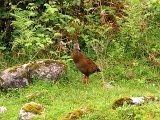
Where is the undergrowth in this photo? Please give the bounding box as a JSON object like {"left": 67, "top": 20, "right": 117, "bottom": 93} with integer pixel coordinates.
{"left": 0, "top": 58, "right": 160, "bottom": 120}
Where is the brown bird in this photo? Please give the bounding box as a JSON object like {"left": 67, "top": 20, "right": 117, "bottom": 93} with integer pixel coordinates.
{"left": 72, "top": 43, "right": 101, "bottom": 84}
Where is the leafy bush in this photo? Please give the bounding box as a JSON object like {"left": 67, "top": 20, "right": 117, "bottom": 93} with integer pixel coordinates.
{"left": 107, "top": 0, "right": 160, "bottom": 59}
{"left": 0, "top": 0, "right": 159, "bottom": 61}
{"left": 10, "top": 2, "right": 77, "bottom": 60}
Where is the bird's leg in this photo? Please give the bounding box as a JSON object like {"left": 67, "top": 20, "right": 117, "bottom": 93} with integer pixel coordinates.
{"left": 83, "top": 75, "right": 89, "bottom": 84}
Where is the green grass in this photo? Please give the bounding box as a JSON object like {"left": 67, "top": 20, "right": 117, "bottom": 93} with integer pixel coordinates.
{"left": 0, "top": 59, "right": 160, "bottom": 120}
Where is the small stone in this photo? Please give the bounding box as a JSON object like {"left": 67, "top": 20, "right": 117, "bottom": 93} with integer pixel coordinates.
{"left": 19, "top": 109, "right": 36, "bottom": 120}
{"left": 102, "top": 82, "right": 114, "bottom": 89}
{"left": 130, "top": 97, "right": 145, "bottom": 105}
{"left": 0, "top": 106, "right": 7, "bottom": 113}
{"left": 26, "top": 91, "right": 41, "bottom": 100}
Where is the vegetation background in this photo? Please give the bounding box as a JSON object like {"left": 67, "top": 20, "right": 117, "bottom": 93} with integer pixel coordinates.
{"left": 0, "top": 0, "right": 160, "bottom": 119}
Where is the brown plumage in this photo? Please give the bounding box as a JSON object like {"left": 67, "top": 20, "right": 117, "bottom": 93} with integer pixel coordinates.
{"left": 72, "top": 43, "right": 101, "bottom": 84}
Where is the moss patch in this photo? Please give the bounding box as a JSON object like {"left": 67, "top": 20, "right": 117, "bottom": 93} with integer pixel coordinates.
{"left": 112, "top": 97, "right": 132, "bottom": 109}
{"left": 61, "top": 108, "right": 93, "bottom": 120}
{"left": 22, "top": 102, "right": 44, "bottom": 115}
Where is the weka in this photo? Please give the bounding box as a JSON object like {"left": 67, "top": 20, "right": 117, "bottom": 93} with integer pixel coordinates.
{"left": 72, "top": 43, "right": 101, "bottom": 84}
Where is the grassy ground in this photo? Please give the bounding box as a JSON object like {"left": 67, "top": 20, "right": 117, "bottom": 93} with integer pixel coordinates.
{"left": 0, "top": 59, "right": 160, "bottom": 120}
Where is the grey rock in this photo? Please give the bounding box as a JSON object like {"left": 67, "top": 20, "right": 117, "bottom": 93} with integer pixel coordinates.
{"left": 0, "top": 64, "right": 32, "bottom": 89}
{"left": 0, "top": 106, "right": 7, "bottom": 113}
{"left": 29, "top": 60, "right": 66, "bottom": 81}
{"left": 19, "top": 109, "right": 36, "bottom": 120}
{"left": 0, "top": 59, "right": 67, "bottom": 89}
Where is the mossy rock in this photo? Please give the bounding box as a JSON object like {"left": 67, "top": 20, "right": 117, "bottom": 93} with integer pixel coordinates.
{"left": 0, "top": 59, "right": 67, "bottom": 89}
{"left": 0, "top": 64, "right": 32, "bottom": 89}
{"left": 28, "top": 59, "right": 67, "bottom": 81}
{"left": 19, "top": 102, "right": 45, "bottom": 120}
{"left": 112, "top": 97, "right": 132, "bottom": 109}
{"left": 112, "top": 96, "right": 159, "bottom": 109}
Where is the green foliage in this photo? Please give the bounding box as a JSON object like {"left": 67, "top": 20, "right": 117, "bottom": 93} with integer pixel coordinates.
{"left": 10, "top": 4, "right": 52, "bottom": 58}
{"left": 0, "top": 0, "right": 159, "bottom": 61}
{"left": 145, "top": 0, "right": 160, "bottom": 53}
{"left": 9, "top": 2, "right": 78, "bottom": 60}
{"left": 107, "top": 0, "right": 160, "bottom": 59}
